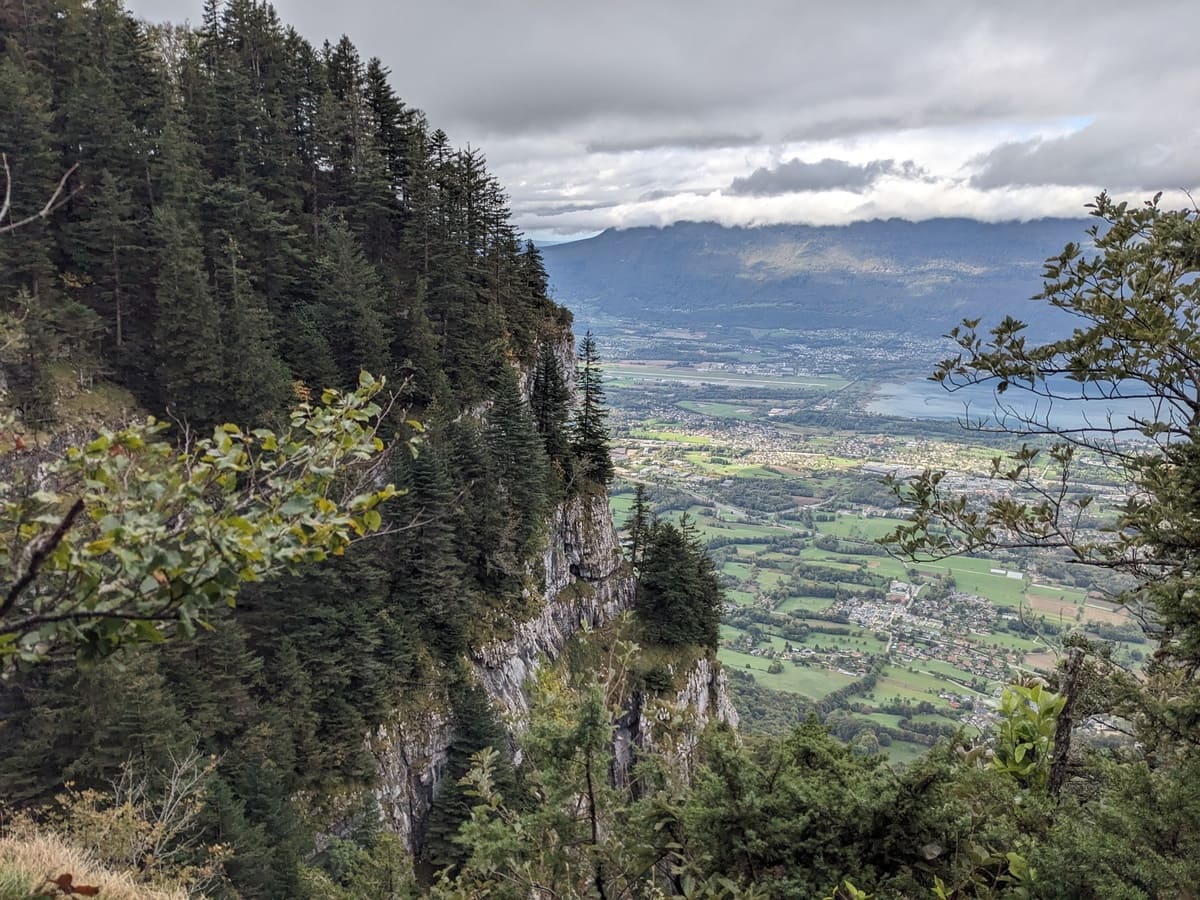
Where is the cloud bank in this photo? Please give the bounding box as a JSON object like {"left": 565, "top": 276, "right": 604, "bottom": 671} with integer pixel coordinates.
{"left": 126, "top": 0, "right": 1200, "bottom": 238}
{"left": 728, "top": 158, "right": 928, "bottom": 196}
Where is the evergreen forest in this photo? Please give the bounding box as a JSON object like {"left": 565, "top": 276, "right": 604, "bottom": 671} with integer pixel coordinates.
{"left": 0, "top": 2, "right": 1199, "bottom": 899}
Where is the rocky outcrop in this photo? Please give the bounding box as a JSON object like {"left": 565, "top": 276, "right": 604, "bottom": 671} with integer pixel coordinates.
{"left": 367, "top": 327, "right": 737, "bottom": 852}
{"left": 471, "top": 491, "right": 631, "bottom": 724}
{"left": 612, "top": 653, "right": 739, "bottom": 786}
{"left": 370, "top": 693, "right": 453, "bottom": 852}
{"left": 371, "top": 489, "right": 634, "bottom": 851}
{"left": 680, "top": 655, "right": 740, "bottom": 734}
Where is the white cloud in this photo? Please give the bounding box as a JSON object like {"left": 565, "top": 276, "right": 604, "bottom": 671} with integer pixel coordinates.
{"left": 126, "top": 0, "right": 1200, "bottom": 232}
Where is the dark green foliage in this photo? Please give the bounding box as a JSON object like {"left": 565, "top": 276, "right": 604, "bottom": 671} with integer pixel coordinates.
{"left": 682, "top": 722, "right": 892, "bottom": 896}
{"left": 0, "top": 0, "right": 563, "bottom": 425}
{"left": 622, "top": 481, "right": 650, "bottom": 568}
{"left": 486, "top": 364, "right": 552, "bottom": 561}
{"left": 635, "top": 514, "right": 723, "bottom": 648}
{"left": 530, "top": 340, "right": 572, "bottom": 474}
{"left": 0, "top": 3, "right": 577, "bottom": 895}
{"left": 422, "top": 683, "right": 515, "bottom": 873}
{"left": 0, "top": 650, "right": 192, "bottom": 806}
{"left": 571, "top": 331, "right": 614, "bottom": 485}
{"left": 387, "top": 441, "right": 470, "bottom": 660}
{"left": 152, "top": 206, "right": 225, "bottom": 425}
{"left": 312, "top": 214, "right": 391, "bottom": 386}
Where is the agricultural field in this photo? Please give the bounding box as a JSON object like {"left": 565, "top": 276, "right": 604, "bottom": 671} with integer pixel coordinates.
{"left": 604, "top": 345, "right": 1141, "bottom": 759}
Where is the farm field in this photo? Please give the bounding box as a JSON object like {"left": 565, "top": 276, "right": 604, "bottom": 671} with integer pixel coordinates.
{"left": 604, "top": 350, "right": 1138, "bottom": 760}
{"left": 606, "top": 363, "right": 849, "bottom": 392}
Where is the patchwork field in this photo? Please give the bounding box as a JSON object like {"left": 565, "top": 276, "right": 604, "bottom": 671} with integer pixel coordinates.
{"left": 605, "top": 357, "right": 1138, "bottom": 759}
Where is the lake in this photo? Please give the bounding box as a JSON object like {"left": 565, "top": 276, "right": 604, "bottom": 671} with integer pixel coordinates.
{"left": 866, "top": 377, "right": 1155, "bottom": 434}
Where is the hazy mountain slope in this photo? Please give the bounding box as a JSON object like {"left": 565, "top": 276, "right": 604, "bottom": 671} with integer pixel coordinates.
{"left": 542, "top": 218, "right": 1088, "bottom": 335}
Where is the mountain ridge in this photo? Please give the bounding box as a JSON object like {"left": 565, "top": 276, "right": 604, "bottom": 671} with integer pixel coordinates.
{"left": 542, "top": 217, "right": 1091, "bottom": 335}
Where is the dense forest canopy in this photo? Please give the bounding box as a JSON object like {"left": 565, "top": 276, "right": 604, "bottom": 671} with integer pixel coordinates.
{"left": 2, "top": 1, "right": 1200, "bottom": 898}
{"left": 0, "top": 0, "right": 612, "bottom": 894}
{"left": 0, "top": 0, "right": 568, "bottom": 424}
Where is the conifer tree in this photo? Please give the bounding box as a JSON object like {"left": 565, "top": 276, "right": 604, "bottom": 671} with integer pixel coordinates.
{"left": 0, "top": 51, "right": 62, "bottom": 422}
{"left": 635, "top": 514, "right": 723, "bottom": 647}
{"left": 443, "top": 415, "right": 515, "bottom": 605}
{"left": 623, "top": 482, "right": 651, "bottom": 569}
{"left": 213, "top": 235, "right": 292, "bottom": 422}
{"left": 486, "top": 364, "right": 552, "bottom": 562}
{"left": 64, "top": 169, "right": 142, "bottom": 355}
{"left": 422, "top": 682, "right": 515, "bottom": 874}
{"left": 571, "top": 331, "right": 614, "bottom": 485}
{"left": 388, "top": 442, "right": 470, "bottom": 659}
{"left": 152, "top": 206, "right": 224, "bottom": 425}
{"left": 531, "top": 340, "right": 572, "bottom": 470}
{"left": 313, "top": 214, "right": 391, "bottom": 385}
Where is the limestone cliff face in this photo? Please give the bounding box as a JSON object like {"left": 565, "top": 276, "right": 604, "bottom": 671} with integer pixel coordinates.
{"left": 371, "top": 489, "right": 635, "bottom": 851}
{"left": 613, "top": 654, "right": 740, "bottom": 786}
{"left": 369, "top": 693, "right": 453, "bottom": 852}
{"left": 369, "top": 333, "right": 737, "bottom": 853}
{"left": 471, "top": 491, "right": 630, "bottom": 724}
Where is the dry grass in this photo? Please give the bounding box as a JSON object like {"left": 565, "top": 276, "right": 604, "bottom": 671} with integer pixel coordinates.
{"left": 0, "top": 832, "right": 187, "bottom": 900}
{"left": 1024, "top": 650, "right": 1059, "bottom": 672}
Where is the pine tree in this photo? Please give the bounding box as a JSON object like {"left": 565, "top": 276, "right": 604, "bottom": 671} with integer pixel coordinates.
{"left": 0, "top": 50, "right": 62, "bottom": 423}
{"left": 443, "top": 415, "right": 515, "bottom": 603}
{"left": 571, "top": 331, "right": 614, "bottom": 485}
{"left": 145, "top": 112, "right": 212, "bottom": 404}
{"left": 213, "top": 235, "right": 292, "bottom": 423}
{"left": 635, "top": 514, "right": 724, "bottom": 647}
{"left": 486, "top": 364, "right": 552, "bottom": 563}
{"left": 388, "top": 443, "right": 470, "bottom": 659}
{"left": 422, "top": 682, "right": 515, "bottom": 873}
{"left": 64, "top": 169, "right": 143, "bottom": 355}
{"left": 531, "top": 340, "right": 572, "bottom": 471}
{"left": 313, "top": 214, "right": 390, "bottom": 385}
{"left": 0, "top": 651, "right": 193, "bottom": 806}
{"left": 152, "top": 206, "right": 224, "bottom": 425}
{"left": 623, "top": 482, "right": 651, "bottom": 569}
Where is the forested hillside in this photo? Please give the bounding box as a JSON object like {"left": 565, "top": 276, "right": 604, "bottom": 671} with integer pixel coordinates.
{"left": 3, "top": 3, "right": 1200, "bottom": 899}
{"left": 0, "top": 0, "right": 609, "bottom": 893}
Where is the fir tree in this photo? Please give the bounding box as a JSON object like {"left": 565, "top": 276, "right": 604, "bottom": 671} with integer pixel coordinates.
{"left": 623, "top": 482, "right": 651, "bottom": 570}
{"left": 422, "top": 682, "right": 515, "bottom": 873}
{"left": 530, "top": 340, "right": 572, "bottom": 472}
{"left": 212, "top": 235, "right": 291, "bottom": 423}
{"left": 313, "top": 214, "right": 390, "bottom": 385}
{"left": 152, "top": 206, "right": 224, "bottom": 425}
{"left": 486, "top": 364, "right": 552, "bottom": 563}
{"left": 388, "top": 442, "right": 470, "bottom": 660}
{"left": 571, "top": 330, "right": 614, "bottom": 485}
{"left": 635, "top": 514, "right": 723, "bottom": 647}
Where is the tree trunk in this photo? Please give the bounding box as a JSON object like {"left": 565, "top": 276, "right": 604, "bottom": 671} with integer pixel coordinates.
{"left": 1049, "top": 647, "right": 1084, "bottom": 796}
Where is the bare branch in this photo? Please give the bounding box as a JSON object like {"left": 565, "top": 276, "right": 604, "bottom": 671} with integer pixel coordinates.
{"left": 0, "top": 158, "right": 83, "bottom": 235}
{"left": 0, "top": 153, "right": 10, "bottom": 227}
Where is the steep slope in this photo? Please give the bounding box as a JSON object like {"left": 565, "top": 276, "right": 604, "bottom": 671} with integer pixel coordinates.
{"left": 372, "top": 487, "right": 631, "bottom": 849}
{"left": 371, "top": 427, "right": 737, "bottom": 853}
{"left": 0, "top": 5, "right": 739, "bottom": 891}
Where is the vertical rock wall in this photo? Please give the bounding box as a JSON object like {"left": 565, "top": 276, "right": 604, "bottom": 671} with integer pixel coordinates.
{"left": 368, "top": 331, "right": 736, "bottom": 852}
{"left": 370, "top": 489, "right": 635, "bottom": 850}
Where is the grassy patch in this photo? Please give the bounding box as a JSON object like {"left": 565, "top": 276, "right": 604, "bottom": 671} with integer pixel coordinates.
{"left": 719, "top": 649, "right": 858, "bottom": 698}
{"left": 775, "top": 595, "right": 835, "bottom": 614}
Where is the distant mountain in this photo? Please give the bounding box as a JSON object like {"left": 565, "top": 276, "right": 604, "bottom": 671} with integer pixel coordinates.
{"left": 542, "top": 218, "right": 1089, "bottom": 336}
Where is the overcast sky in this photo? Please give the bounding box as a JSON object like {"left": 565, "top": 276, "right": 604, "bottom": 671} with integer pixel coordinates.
{"left": 127, "top": 0, "right": 1200, "bottom": 240}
